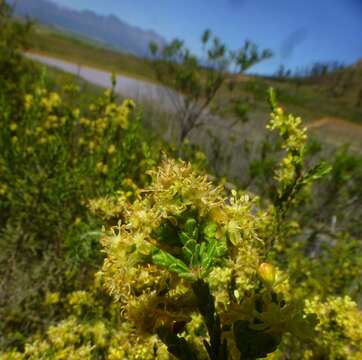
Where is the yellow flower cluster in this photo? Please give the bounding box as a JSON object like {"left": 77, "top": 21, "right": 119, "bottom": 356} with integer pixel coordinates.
{"left": 96, "top": 161, "right": 108, "bottom": 174}
{"left": 267, "top": 106, "right": 307, "bottom": 194}
{"left": 98, "top": 158, "right": 302, "bottom": 359}
{"left": 88, "top": 193, "right": 128, "bottom": 221}
{"left": 45, "top": 292, "right": 60, "bottom": 305}
{"left": 40, "top": 92, "right": 61, "bottom": 112}
{"left": 104, "top": 99, "right": 134, "bottom": 129}
{"left": 0, "top": 285, "right": 170, "bottom": 360}
{"left": 0, "top": 183, "right": 8, "bottom": 196}
{"left": 88, "top": 179, "right": 141, "bottom": 223}
{"left": 24, "top": 94, "right": 33, "bottom": 110}
{"left": 302, "top": 296, "right": 362, "bottom": 359}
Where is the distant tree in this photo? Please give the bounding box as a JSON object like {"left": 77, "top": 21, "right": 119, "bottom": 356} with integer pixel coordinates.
{"left": 149, "top": 30, "right": 272, "bottom": 145}
{"left": 274, "top": 64, "right": 292, "bottom": 80}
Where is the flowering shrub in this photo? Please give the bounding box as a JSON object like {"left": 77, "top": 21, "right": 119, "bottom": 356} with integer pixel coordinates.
{"left": 0, "top": 77, "right": 162, "bottom": 349}
{"left": 0, "top": 281, "right": 170, "bottom": 360}
{"left": 93, "top": 95, "right": 361, "bottom": 359}
{"left": 98, "top": 157, "right": 316, "bottom": 359}
{"left": 1, "top": 5, "right": 361, "bottom": 357}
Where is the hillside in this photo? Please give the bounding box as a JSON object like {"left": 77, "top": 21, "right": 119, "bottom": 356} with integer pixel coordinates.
{"left": 26, "top": 23, "right": 362, "bottom": 126}
{"left": 24, "top": 20, "right": 362, "bottom": 153}
{"left": 10, "top": 0, "right": 166, "bottom": 57}
{"left": 26, "top": 24, "right": 157, "bottom": 82}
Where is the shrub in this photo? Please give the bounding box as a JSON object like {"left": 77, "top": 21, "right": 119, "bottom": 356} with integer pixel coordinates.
{"left": 96, "top": 92, "right": 361, "bottom": 359}
{"left": 0, "top": 78, "right": 162, "bottom": 348}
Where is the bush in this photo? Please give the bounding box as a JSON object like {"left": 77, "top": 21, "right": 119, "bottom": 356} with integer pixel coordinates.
{"left": 0, "top": 74, "right": 163, "bottom": 349}
{"left": 96, "top": 93, "right": 361, "bottom": 359}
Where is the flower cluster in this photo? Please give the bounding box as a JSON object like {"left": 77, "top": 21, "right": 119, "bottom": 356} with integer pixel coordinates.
{"left": 99, "top": 158, "right": 315, "bottom": 359}
{"left": 1, "top": 283, "right": 170, "bottom": 360}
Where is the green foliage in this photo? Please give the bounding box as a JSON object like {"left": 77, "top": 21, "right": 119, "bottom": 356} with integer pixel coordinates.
{"left": 152, "top": 219, "right": 227, "bottom": 282}
{"left": 0, "top": 2, "right": 38, "bottom": 120}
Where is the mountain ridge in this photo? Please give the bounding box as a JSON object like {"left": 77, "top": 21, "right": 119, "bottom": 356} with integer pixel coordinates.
{"left": 10, "top": 0, "right": 167, "bottom": 57}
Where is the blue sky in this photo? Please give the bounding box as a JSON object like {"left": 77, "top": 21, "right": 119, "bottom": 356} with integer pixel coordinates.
{"left": 53, "top": 0, "right": 362, "bottom": 74}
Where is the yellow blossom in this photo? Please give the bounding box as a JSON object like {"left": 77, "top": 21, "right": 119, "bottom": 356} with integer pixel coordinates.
{"left": 108, "top": 144, "right": 116, "bottom": 155}
{"left": 9, "top": 123, "right": 17, "bottom": 131}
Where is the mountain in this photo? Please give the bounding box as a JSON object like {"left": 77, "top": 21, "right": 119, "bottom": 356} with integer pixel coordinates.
{"left": 10, "top": 0, "right": 167, "bottom": 57}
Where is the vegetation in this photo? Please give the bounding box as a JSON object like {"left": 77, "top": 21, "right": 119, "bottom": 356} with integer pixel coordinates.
{"left": 27, "top": 23, "right": 157, "bottom": 83}
{"left": 25, "top": 23, "right": 362, "bottom": 127}
{"left": 1, "top": 3, "right": 362, "bottom": 359}
{"left": 149, "top": 31, "right": 272, "bottom": 144}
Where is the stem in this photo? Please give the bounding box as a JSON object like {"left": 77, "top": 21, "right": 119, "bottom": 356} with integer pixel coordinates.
{"left": 191, "top": 279, "right": 228, "bottom": 360}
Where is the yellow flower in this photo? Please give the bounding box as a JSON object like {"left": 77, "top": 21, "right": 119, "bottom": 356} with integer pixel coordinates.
{"left": 124, "top": 99, "right": 135, "bottom": 110}
{"left": 9, "top": 123, "right": 18, "bottom": 131}
{"left": 0, "top": 184, "right": 8, "bottom": 196}
{"left": 24, "top": 94, "right": 33, "bottom": 110}
{"left": 72, "top": 108, "right": 80, "bottom": 118}
{"left": 96, "top": 162, "right": 108, "bottom": 174}
{"left": 108, "top": 144, "right": 116, "bottom": 155}
{"left": 45, "top": 292, "right": 60, "bottom": 305}
{"left": 88, "top": 141, "right": 96, "bottom": 151}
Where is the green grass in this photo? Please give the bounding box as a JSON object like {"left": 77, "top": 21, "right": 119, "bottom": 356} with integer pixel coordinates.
{"left": 227, "top": 75, "right": 362, "bottom": 124}
{"left": 27, "top": 23, "right": 157, "bottom": 83}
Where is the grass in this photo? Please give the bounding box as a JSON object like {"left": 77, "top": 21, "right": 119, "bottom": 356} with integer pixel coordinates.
{"left": 224, "top": 74, "right": 362, "bottom": 124}
{"left": 26, "top": 23, "right": 157, "bottom": 83}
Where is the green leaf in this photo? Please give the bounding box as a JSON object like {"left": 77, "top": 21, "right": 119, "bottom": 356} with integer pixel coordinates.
{"left": 184, "top": 218, "right": 198, "bottom": 237}
{"left": 200, "top": 240, "right": 217, "bottom": 274}
{"left": 153, "top": 222, "right": 181, "bottom": 247}
{"left": 203, "top": 221, "right": 217, "bottom": 242}
{"left": 149, "top": 42, "right": 159, "bottom": 56}
{"left": 152, "top": 248, "right": 195, "bottom": 281}
{"left": 267, "top": 87, "right": 277, "bottom": 111}
{"left": 302, "top": 162, "right": 332, "bottom": 184}
{"left": 179, "top": 218, "right": 198, "bottom": 245}
{"left": 289, "top": 313, "right": 318, "bottom": 341}
{"left": 182, "top": 239, "right": 198, "bottom": 263}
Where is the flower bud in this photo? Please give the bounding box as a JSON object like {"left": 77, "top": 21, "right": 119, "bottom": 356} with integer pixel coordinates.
{"left": 276, "top": 107, "right": 284, "bottom": 116}
{"left": 258, "top": 262, "right": 276, "bottom": 287}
